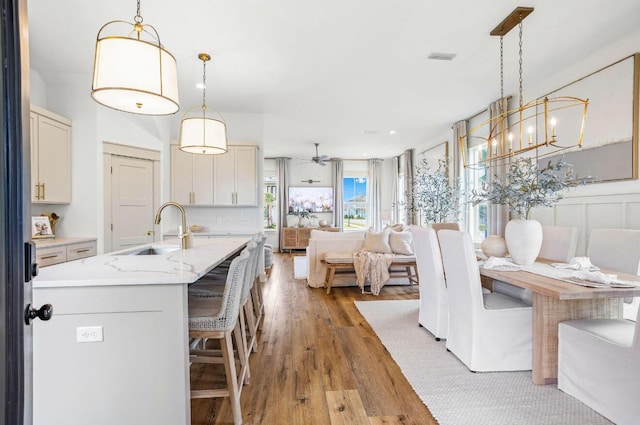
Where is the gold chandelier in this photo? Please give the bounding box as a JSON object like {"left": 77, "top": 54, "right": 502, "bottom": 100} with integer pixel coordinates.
{"left": 91, "top": 0, "right": 179, "bottom": 115}
{"left": 460, "top": 7, "right": 588, "bottom": 169}
{"left": 178, "top": 53, "right": 228, "bottom": 155}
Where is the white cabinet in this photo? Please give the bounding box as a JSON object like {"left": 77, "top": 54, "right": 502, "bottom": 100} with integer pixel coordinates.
{"left": 170, "top": 144, "right": 214, "bottom": 205}
{"left": 30, "top": 105, "right": 72, "bottom": 204}
{"left": 214, "top": 145, "right": 258, "bottom": 206}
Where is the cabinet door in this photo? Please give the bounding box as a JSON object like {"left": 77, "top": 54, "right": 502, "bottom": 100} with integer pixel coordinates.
{"left": 213, "top": 148, "right": 236, "bottom": 206}
{"left": 30, "top": 112, "right": 39, "bottom": 202}
{"left": 36, "top": 115, "right": 71, "bottom": 203}
{"left": 170, "top": 145, "right": 193, "bottom": 205}
{"left": 192, "top": 154, "right": 214, "bottom": 205}
{"left": 234, "top": 146, "right": 257, "bottom": 206}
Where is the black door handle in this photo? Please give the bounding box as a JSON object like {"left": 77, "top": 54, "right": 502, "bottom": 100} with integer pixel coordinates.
{"left": 24, "top": 303, "right": 53, "bottom": 325}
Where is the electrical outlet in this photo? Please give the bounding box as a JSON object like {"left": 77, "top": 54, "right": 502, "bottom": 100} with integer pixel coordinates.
{"left": 76, "top": 326, "right": 103, "bottom": 343}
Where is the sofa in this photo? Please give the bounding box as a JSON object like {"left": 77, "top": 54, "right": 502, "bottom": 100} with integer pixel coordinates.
{"left": 306, "top": 227, "right": 417, "bottom": 290}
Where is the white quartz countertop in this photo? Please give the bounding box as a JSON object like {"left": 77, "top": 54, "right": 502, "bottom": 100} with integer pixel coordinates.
{"left": 33, "top": 237, "right": 251, "bottom": 289}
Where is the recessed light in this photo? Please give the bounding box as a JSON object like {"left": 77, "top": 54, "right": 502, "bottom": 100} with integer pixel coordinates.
{"left": 389, "top": 130, "right": 397, "bottom": 135}
{"left": 196, "top": 82, "right": 206, "bottom": 89}
{"left": 428, "top": 52, "right": 456, "bottom": 61}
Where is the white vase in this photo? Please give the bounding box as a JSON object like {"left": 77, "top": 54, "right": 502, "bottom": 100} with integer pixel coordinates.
{"left": 287, "top": 215, "right": 300, "bottom": 228}
{"left": 481, "top": 235, "right": 508, "bottom": 258}
{"left": 505, "top": 219, "right": 543, "bottom": 265}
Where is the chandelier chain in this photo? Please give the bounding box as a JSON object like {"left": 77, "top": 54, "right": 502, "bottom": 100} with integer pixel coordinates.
{"left": 499, "top": 35, "right": 504, "bottom": 103}
{"left": 202, "top": 59, "right": 207, "bottom": 108}
{"left": 518, "top": 15, "right": 523, "bottom": 108}
{"left": 134, "top": 0, "right": 143, "bottom": 23}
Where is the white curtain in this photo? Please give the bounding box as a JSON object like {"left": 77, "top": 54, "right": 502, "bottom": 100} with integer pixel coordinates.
{"left": 402, "top": 149, "right": 414, "bottom": 225}
{"left": 391, "top": 156, "right": 399, "bottom": 224}
{"left": 367, "top": 158, "right": 382, "bottom": 230}
{"left": 276, "top": 157, "right": 290, "bottom": 252}
{"left": 487, "top": 98, "right": 510, "bottom": 237}
{"left": 452, "top": 120, "right": 468, "bottom": 231}
{"left": 332, "top": 159, "right": 344, "bottom": 230}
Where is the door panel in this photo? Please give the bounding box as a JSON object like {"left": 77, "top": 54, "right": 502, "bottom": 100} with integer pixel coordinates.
{"left": 111, "top": 156, "right": 154, "bottom": 250}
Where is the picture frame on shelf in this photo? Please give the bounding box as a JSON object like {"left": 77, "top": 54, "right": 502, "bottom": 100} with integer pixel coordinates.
{"left": 32, "top": 216, "right": 55, "bottom": 239}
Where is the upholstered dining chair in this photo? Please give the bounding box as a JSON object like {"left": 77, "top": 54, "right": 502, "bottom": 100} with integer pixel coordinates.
{"left": 439, "top": 230, "right": 532, "bottom": 372}
{"left": 431, "top": 222, "right": 460, "bottom": 234}
{"left": 587, "top": 228, "right": 640, "bottom": 320}
{"left": 493, "top": 225, "right": 578, "bottom": 305}
{"left": 411, "top": 226, "right": 448, "bottom": 340}
{"left": 558, "top": 305, "right": 640, "bottom": 425}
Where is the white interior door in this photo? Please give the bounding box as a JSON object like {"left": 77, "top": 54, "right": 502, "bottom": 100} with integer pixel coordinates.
{"left": 111, "top": 156, "right": 154, "bottom": 251}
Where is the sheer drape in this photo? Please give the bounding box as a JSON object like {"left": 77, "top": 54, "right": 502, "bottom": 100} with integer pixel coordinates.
{"left": 402, "top": 149, "right": 414, "bottom": 225}
{"left": 452, "top": 120, "right": 467, "bottom": 231}
{"left": 391, "top": 156, "right": 399, "bottom": 224}
{"left": 487, "top": 98, "right": 510, "bottom": 236}
{"left": 332, "top": 159, "right": 344, "bottom": 230}
{"left": 367, "top": 158, "right": 382, "bottom": 230}
{"left": 276, "top": 157, "right": 290, "bottom": 252}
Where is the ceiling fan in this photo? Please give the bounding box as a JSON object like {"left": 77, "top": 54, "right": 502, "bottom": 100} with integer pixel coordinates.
{"left": 310, "top": 143, "right": 328, "bottom": 166}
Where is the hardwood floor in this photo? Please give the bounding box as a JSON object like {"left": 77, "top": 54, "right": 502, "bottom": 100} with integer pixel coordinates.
{"left": 190, "top": 253, "right": 438, "bottom": 425}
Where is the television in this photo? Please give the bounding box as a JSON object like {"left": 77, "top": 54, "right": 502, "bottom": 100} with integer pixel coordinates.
{"left": 288, "top": 186, "right": 334, "bottom": 213}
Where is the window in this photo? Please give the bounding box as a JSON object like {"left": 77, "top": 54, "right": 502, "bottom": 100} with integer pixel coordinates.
{"left": 466, "top": 145, "right": 488, "bottom": 243}
{"left": 343, "top": 176, "right": 367, "bottom": 230}
{"left": 264, "top": 177, "right": 277, "bottom": 230}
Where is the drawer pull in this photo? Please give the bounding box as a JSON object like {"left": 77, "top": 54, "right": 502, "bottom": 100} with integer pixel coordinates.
{"left": 41, "top": 254, "right": 59, "bottom": 260}
{"left": 75, "top": 248, "right": 91, "bottom": 253}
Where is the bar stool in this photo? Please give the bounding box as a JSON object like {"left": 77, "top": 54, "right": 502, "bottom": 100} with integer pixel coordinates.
{"left": 188, "top": 249, "right": 250, "bottom": 425}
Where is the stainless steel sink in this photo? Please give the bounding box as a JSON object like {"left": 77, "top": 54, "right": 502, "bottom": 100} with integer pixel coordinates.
{"left": 119, "top": 245, "right": 181, "bottom": 255}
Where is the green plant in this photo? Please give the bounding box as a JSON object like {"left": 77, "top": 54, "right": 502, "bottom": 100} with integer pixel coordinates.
{"left": 471, "top": 157, "right": 595, "bottom": 219}
{"left": 408, "top": 158, "right": 463, "bottom": 224}
{"left": 264, "top": 192, "right": 276, "bottom": 204}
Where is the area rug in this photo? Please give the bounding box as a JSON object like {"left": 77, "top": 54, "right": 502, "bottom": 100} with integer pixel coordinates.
{"left": 354, "top": 299, "right": 611, "bottom": 425}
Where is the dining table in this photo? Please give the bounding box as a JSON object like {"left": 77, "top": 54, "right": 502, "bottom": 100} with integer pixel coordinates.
{"left": 480, "top": 258, "right": 640, "bottom": 385}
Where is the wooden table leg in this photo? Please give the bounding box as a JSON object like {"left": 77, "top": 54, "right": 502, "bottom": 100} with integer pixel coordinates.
{"left": 531, "top": 293, "right": 622, "bottom": 385}
{"left": 325, "top": 266, "right": 337, "bottom": 294}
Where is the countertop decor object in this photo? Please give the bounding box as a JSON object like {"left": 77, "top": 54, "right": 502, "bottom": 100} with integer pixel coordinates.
{"left": 471, "top": 157, "right": 594, "bottom": 265}
{"left": 480, "top": 235, "right": 508, "bottom": 258}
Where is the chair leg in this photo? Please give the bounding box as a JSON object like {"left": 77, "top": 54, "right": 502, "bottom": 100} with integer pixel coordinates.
{"left": 236, "top": 310, "right": 251, "bottom": 385}
{"left": 222, "top": 331, "right": 243, "bottom": 425}
{"left": 244, "top": 298, "right": 259, "bottom": 353}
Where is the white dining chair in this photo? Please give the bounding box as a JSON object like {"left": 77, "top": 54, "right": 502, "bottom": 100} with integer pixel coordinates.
{"left": 493, "top": 225, "right": 578, "bottom": 305}
{"left": 558, "top": 305, "right": 640, "bottom": 425}
{"left": 439, "top": 230, "right": 532, "bottom": 372}
{"left": 587, "top": 228, "right": 640, "bottom": 320}
{"left": 411, "top": 226, "right": 448, "bottom": 340}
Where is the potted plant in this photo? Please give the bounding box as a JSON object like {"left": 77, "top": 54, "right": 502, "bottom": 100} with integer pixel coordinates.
{"left": 471, "top": 157, "right": 593, "bottom": 265}
{"left": 409, "top": 158, "right": 463, "bottom": 225}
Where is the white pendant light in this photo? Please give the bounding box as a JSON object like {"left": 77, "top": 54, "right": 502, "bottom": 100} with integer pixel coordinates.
{"left": 178, "top": 53, "right": 228, "bottom": 155}
{"left": 91, "top": 0, "right": 179, "bottom": 115}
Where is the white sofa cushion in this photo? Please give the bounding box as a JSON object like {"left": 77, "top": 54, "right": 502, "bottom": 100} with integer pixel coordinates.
{"left": 363, "top": 227, "right": 392, "bottom": 253}
{"left": 389, "top": 230, "right": 413, "bottom": 255}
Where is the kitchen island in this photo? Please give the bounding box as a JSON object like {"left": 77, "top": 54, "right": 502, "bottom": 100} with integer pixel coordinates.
{"left": 32, "top": 236, "right": 251, "bottom": 425}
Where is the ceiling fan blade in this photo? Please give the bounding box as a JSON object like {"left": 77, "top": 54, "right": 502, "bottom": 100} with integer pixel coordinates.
{"left": 318, "top": 161, "right": 327, "bottom": 167}
{"left": 319, "top": 154, "right": 328, "bottom": 160}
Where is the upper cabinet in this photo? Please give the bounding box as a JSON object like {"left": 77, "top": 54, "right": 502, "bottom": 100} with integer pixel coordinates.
{"left": 170, "top": 144, "right": 257, "bottom": 207}
{"left": 170, "top": 145, "right": 214, "bottom": 206}
{"left": 30, "top": 105, "right": 72, "bottom": 204}
{"left": 214, "top": 145, "right": 258, "bottom": 206}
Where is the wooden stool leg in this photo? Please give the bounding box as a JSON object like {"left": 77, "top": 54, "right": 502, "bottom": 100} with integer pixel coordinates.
{"left": 222, "top": 331, "right": 243, "bottom": 425}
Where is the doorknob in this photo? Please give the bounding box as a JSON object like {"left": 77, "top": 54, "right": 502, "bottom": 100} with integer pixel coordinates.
{"left": 147, "top": 230, "right": 154, "bottom": 236}
{"left": 24, "top": 303, "right": 53, "bottom": 325}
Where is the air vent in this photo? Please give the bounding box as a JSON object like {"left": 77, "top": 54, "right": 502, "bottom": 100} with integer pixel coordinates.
{"left": 428, "top": 52, "right": 457, "bottom": 61}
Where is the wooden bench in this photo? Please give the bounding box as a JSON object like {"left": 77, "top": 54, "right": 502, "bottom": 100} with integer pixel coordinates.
{"left": 322, "top": 254, "right": 419, "bottom": 294}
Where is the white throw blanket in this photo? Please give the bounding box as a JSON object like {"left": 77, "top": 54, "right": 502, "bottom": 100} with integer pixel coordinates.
{"left": 353, "top": 250, "right": 395, "bottom": 295}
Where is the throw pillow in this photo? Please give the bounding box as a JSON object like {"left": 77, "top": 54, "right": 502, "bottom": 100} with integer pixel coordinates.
{"left": 389, "top": 230, "right": 414, "bottom": 255}
{"left": 385, "top": 223, "right": 405, "bottom": 232}
{"left": 363, "top": 227, "right": 392, "bottom": 253}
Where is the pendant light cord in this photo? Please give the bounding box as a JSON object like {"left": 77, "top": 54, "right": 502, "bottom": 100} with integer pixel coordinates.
{"left": 518, "top": 14, "right": 523, "bottom": 109}
{"left": 202, "top": 58, "right": 207, "bottom": 109}
{"left": 134, "top": 0, "right": 143, "bottom": 23}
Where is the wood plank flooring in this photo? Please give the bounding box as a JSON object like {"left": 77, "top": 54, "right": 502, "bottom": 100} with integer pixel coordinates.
{"left": 190, "top": 253, "right": 437, "bottom": 425}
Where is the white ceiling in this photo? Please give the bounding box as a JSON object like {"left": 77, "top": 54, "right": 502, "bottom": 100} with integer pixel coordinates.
{"left": 27, "top": 0, "right": 640, "bottom": 161}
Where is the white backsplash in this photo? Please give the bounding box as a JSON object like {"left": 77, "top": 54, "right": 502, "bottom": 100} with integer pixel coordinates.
{"left": 163, "top": 206, "right": 262, "bottom": 234}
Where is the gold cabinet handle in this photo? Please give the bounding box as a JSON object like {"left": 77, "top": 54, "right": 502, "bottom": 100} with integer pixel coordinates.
{"left": 41, "top": 182, "right": 45, "bottom": 200}
{"left": 75, "top": 249, "right": 90, "bottom": 253}
{"left": 41, "top": 254, "right": 59, "bottom": 260}
{"left": 35, "top": 183, "right": 40, "bottom": 200}
{"left": 146, "top": 230, "right": 154, "bottom": 236}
